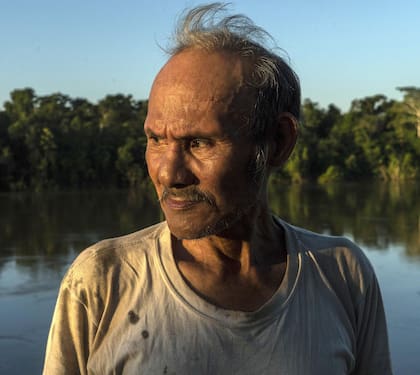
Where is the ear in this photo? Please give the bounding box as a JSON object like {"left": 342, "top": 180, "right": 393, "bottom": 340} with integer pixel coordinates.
{"left": 268, "top": 112, "right": 298, "bottom": 167}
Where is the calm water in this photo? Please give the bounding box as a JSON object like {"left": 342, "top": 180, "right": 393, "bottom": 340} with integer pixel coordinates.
{"left": 0, "top": 182, "right": 419, "bottom": 374}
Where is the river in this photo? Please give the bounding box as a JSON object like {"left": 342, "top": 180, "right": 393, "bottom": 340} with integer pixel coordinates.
{"left": 1, "top": 182, "right": 419, "bottom": 374}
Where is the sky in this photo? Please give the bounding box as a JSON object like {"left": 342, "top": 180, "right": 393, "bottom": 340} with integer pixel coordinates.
{"left": 1, "top": 0, "right": 419, "bottom": 112}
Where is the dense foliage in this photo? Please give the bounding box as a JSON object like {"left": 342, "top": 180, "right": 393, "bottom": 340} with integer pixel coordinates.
{"left": 0, "top": 89, "right": 148, "bottom": 191}
{"left": 1, "top": 87, "right": 419, "bottom": 191}
{"left": 285, "top": 88, "right": 420, "bottom": 183}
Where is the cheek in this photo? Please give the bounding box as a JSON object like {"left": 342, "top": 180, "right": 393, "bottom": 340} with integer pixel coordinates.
{"left": 198, "top": 156, "right": 253, "bottom": 193}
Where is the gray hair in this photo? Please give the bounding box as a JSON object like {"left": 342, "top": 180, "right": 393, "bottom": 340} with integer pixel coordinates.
{"left": 168, "top": 3, "right": 301, "bottom": 176}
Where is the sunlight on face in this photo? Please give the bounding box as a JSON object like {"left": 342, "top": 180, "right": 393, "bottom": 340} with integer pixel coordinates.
{"left": 145, "top": 49, "right": 262, "bottom": 239}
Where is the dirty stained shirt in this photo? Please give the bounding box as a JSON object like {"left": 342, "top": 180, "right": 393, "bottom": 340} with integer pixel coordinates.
{"left": 43, "top": 219, "right": 392, "bottom": 375}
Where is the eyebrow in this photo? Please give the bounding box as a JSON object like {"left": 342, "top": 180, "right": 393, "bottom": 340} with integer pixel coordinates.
{"left": 145, "top": 125, "right": 226, "bottom": 139}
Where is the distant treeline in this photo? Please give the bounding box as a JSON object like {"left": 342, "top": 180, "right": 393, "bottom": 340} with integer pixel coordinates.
{"left": 0, "top": 87, "right": 419, "bottom": 191}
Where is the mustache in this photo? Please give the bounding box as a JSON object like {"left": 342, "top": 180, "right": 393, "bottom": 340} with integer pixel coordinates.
{"left": 159, "top": 187, "right": 216, "bottom": 206}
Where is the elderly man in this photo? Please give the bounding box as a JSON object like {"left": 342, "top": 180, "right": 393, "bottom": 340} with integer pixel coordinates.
{"left": 43, "top": 4, "right": 392, "bottom": 375}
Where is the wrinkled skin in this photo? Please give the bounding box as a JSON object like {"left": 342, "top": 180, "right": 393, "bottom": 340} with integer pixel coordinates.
{"left": 145, "top": 49, "right": 261, "bottom": 240}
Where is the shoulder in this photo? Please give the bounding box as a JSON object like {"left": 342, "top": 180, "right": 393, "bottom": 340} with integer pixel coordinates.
{"left": 63, "top": 222, "right": 167, "bottom": 291}
{"left": 50, "top": 222, "right": 168, "bottom": 331}
{"left": 284, "top": 221, "right": 359, "bottom": 253}
{"left": 280, "top": 220, "right": 392, "bottom": 373}
{"left": 280, "top": 219, "right": 376, "bottom": 301}
{"left": 285, "top": 220, "right": 372, "bottom": 270}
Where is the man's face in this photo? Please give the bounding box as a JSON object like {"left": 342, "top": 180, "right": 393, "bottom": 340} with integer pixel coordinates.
{"left": 144, "top": 49, "right": 262, "bottom": 239}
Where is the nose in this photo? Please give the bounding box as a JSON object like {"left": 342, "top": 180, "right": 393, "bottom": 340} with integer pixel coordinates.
{"left": 158, "top": 144, "right": 196, "bottom": 188}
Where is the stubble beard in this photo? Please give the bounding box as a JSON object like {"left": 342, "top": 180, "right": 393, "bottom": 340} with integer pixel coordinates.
{"left": 158, "top": 156, "right": 266, "bottom": 240}
{"left": 159, "top": 186, "right": 260, "bottom": 240}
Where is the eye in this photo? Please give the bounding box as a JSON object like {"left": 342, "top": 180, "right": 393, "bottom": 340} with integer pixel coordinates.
{"left": 147, "top": 134, "right": 160, "bottom": 144}
{"left": 190, "top": 138, "right": 211, "bottom": 149}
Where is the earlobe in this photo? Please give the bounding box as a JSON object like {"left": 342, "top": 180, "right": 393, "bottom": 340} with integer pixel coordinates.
{"left": 268, "top": 112, "right": 298, "bottom": 167}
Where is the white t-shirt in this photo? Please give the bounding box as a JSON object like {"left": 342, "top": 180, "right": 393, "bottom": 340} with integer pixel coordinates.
{"left": 43, "top": 218, "right": 392, "bottom": 374}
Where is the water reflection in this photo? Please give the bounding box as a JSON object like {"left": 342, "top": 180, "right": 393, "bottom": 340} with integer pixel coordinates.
{"left": 0, "top": 187, "right": 161, "bottom": 259}
{"left": 268, "top": 180, "right": 420, "bottom": 258}
{"left": 1, "top": 182, "right": 418, "bottom": 264}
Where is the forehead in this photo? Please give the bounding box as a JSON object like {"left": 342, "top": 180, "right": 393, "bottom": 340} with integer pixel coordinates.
{"left": 154, "top": 49, "right": 245, "bottom": 94}
{"left": 147, "top": 49, "right": 256, "bottom": 121}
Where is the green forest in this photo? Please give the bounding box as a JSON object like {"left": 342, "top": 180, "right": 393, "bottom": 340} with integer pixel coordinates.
{"left": 1, "top": 87, "right": 419, "bottom": 191}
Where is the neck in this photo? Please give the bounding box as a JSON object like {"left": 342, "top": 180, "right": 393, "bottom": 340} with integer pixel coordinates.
{"left": 173, "top": 201, "right": 286, "bottom": 275}
{"left": 171, "top": 200, "right": 288, "bottom": 311}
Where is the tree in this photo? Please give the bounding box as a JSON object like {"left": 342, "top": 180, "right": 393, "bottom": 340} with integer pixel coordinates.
{"left": 1, "top": 86, "right": 418, "bottom": 191}
{"left": 285, "top": 99, "right": 343, "bottom": 182}
{"left": 397, "top": 86, "right": 420, "bottom": 138}
{"left": 3, "top": 88, "right": 38, "bottom": 189}
{"left": 0, "top": 110, "right": 12, "bottom": 189}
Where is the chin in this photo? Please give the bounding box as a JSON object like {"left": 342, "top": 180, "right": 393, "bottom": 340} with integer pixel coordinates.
{"left": 167, "top": 211, "right": 245, "bottom": 240}
{"left": 166, "top": 222, "right": 215, "bottom": 240}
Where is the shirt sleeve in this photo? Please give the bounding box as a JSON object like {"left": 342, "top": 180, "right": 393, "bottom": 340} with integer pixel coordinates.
{"left": 42, "top": 273, "right": 98, "bottom": 375}
{"left": 352, "top": 272, "right": 393, "bottom": 375}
